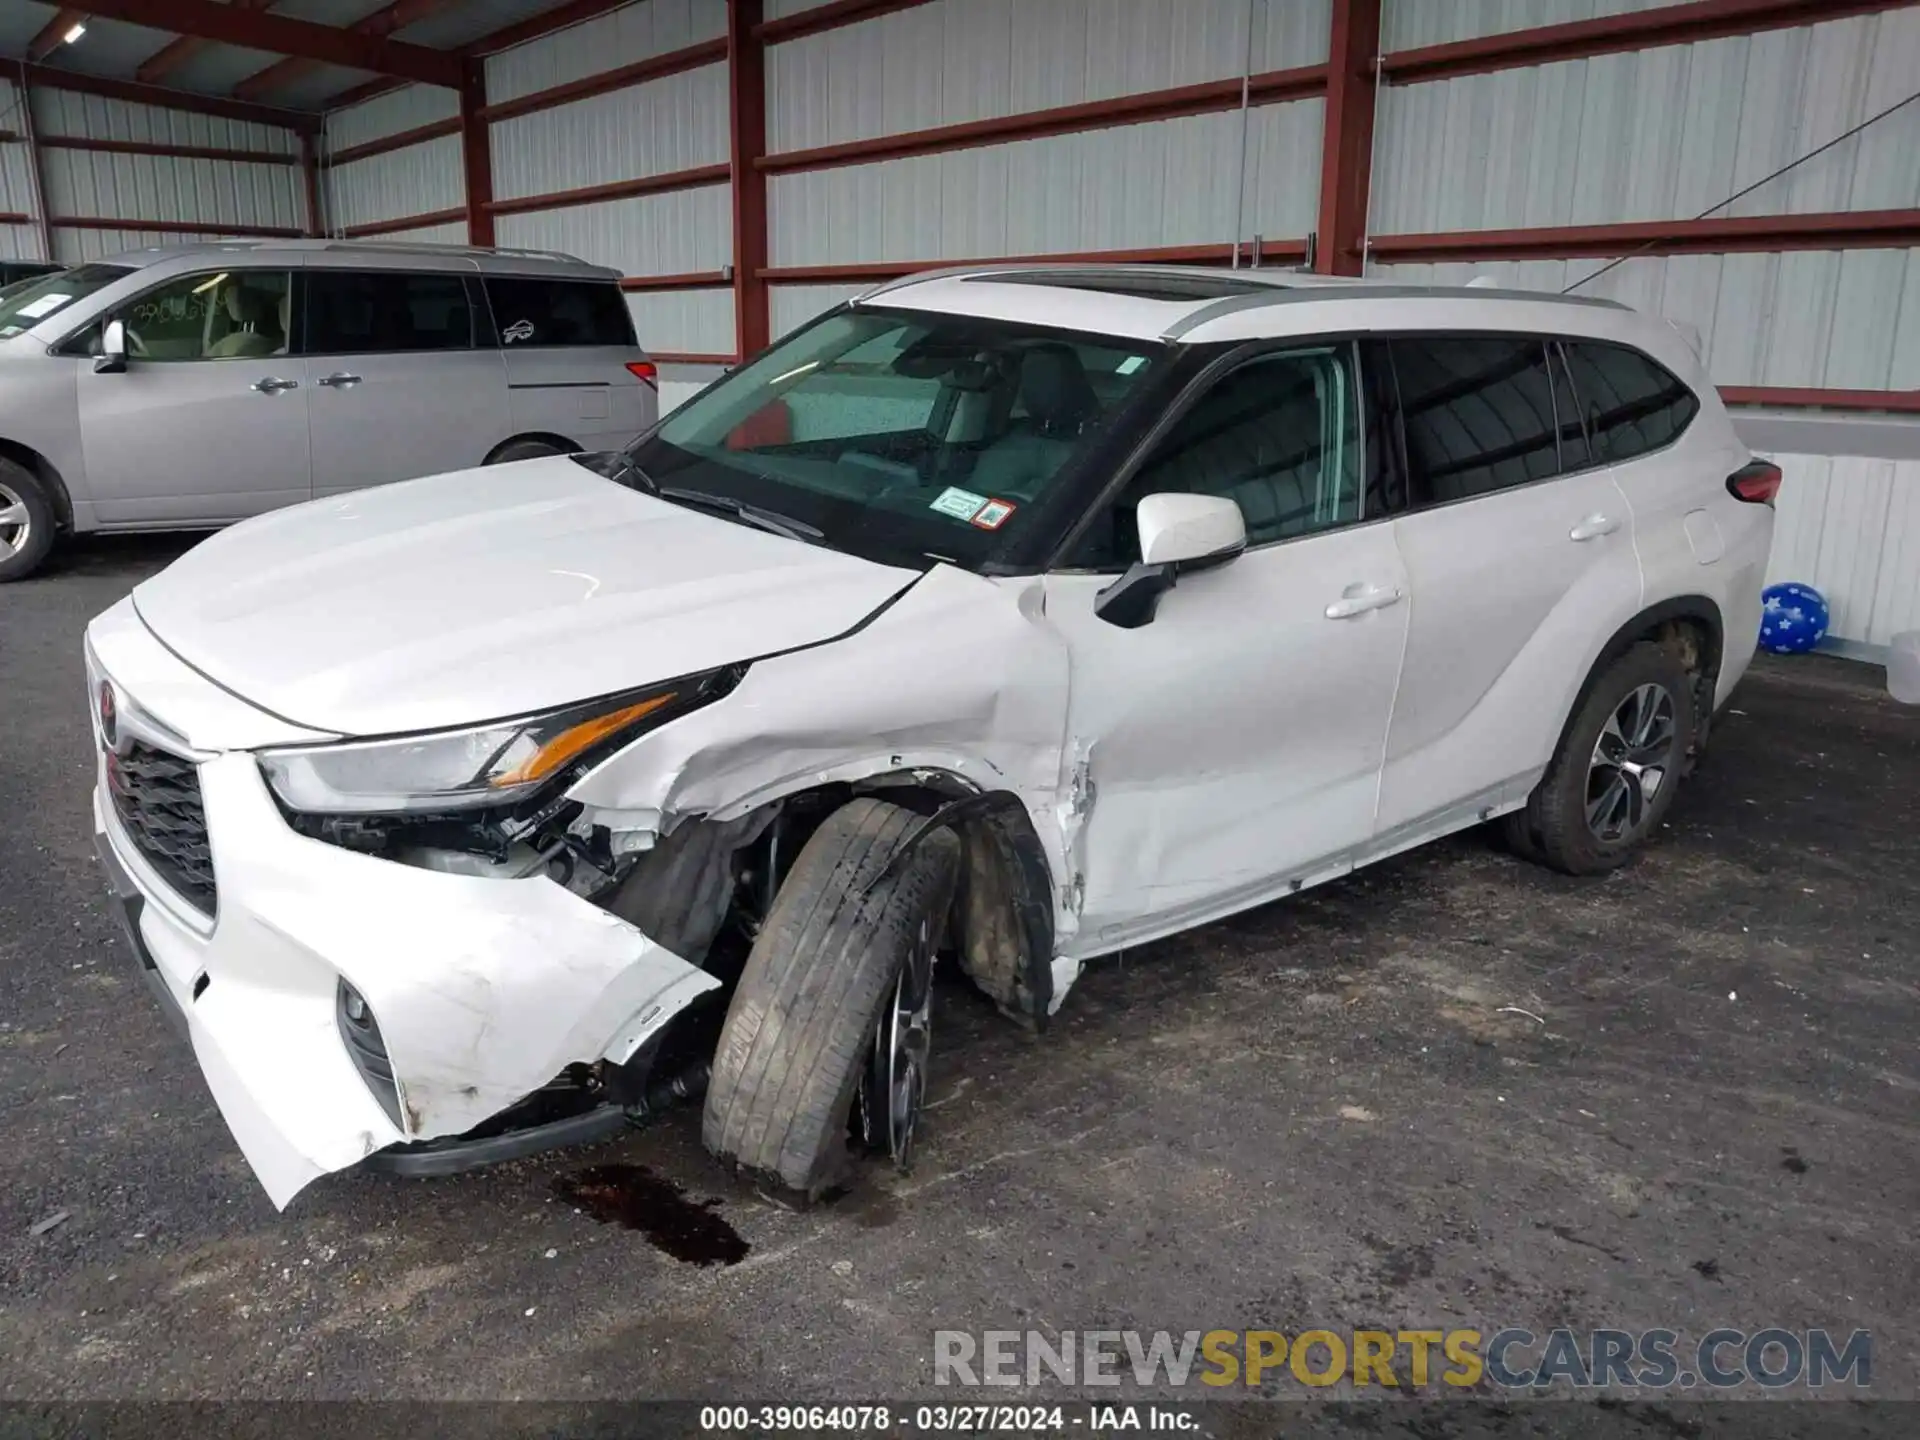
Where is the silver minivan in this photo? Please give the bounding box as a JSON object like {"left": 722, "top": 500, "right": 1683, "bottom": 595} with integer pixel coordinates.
{"left": 0, "top": 239, "right": 659, "bottom": 581}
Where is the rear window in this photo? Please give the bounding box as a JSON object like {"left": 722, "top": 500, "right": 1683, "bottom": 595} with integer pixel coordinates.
{"left": 484, "top": 276, "right": 635, "bottom": 348}
{"left": 306, "top": 270, "right": 475, "bottom": 353}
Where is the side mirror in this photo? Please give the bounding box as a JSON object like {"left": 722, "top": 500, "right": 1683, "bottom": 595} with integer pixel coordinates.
{"left": 1093, "top": 493, "right": 1246, "bottom": 629}
{"left": 94, "top": 319, "right": 127, "bottom": 374}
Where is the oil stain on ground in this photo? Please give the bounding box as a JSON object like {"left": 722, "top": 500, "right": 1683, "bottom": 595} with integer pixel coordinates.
{"left": 554, "top": 1163, "right": 750, "bottom": 1266}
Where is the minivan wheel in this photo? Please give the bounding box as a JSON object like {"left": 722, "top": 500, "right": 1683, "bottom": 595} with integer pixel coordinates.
{"left": 1505, "top": 642, "right": 1697, "bottom": 876}
{"left": 0, "top": 459, "right": 56, "bottom": 583}
{"left": 486, "top": 438, "right": 572, "bottom": 465}
{"left": 703, "top": 797, "right": 960, "bottom": 1200}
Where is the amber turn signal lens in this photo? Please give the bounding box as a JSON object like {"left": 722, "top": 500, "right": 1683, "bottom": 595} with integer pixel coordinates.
{"left": 490, "top": 694, "right": 675, "bottom": 788}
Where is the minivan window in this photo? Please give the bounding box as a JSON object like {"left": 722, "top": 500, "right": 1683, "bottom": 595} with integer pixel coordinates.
{"left": 1392, "top": 336, "right": 1561, "bottom": 505}
{"left": 1561, "top": 341, "right": 1699, "bottom": 463}
{"left": 0, "top": 263, "right": 130, "bottom": 338}
{"left": 1072, "top": 343, "right": 1364, "bottom": 567}
{"left": 624, "top": 306, "right": 1163, "bottom": 571}
{"left": 110, "top": 270, "right": 292, "bottom": 361}
{"left": 485, "top": 277, "right": 634, "bottom": 348}
{"left": 306, "top": 270, "right": 474, "bottom": 353}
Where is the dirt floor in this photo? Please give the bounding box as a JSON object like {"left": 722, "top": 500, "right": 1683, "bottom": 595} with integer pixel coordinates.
{"left": 1, "top": 534, "right": 1914, "bottom": 1423}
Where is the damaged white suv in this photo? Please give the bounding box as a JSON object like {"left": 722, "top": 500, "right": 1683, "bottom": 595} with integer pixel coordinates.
{"left": 87, "top": 265, "right": 1777, "bottom": 1208}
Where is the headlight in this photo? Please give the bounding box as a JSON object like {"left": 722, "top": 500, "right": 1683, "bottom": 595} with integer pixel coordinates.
{"left": 258, "top": 670, "right": 737, "bottom": 815}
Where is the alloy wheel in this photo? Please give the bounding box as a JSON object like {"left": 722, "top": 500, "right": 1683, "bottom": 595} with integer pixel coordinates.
{"left": 1586, "top": 682, "right": 1677, "bottom": 844}
{"left": 855, "top": 915, "right": 935, "bottom": 1170}
{"left": 0, "top": 481, "right": 30, "bottom": 559}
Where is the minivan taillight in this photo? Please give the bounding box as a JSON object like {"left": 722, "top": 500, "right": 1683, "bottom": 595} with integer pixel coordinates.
{"left": 626, "top": 360, "right": 658, "bottom": 389}
{"left": 1727, "top": 459, "right": 1782, "bottom": 505}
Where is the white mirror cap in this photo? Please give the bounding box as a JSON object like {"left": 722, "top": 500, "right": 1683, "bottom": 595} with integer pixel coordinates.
{"left": 1136, "top": 492, "right": 1247, "bottom": 567}
{"left": 102, "top": 318, "right": 126, "bottom": 349}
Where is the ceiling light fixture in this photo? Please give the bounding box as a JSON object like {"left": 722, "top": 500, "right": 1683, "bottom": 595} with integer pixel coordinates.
{"left": 63, "top": 22, "right": 87, "bottom": 44}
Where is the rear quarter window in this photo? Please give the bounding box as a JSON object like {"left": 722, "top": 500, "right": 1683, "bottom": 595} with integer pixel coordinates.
{"left": 485, "top": 277, "right": 635, "bottom": 349}
{"left": 1561, "top": 341, "right": 1699, "bottom": 463}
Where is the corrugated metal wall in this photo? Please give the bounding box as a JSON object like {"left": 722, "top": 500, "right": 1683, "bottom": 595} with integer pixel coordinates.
{"left": 1382, "top": 0, "right": 1669, "bottom": 51}
{"left": 1768, "top": 452, "right": 1920, "bottom": 649}
{"left": 0, "top": 74, "right": 46, "bottom": 262}
{"left": 28, "top": 89, "right": 304, "bottom": 259}
{"left": 321, "top": 85, "right": 464, "bottom": 236}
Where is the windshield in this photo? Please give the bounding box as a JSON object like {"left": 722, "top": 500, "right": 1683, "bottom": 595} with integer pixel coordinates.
{"left": 0, "top": 264, "right": 131, "bottom": 339}
{"left": 628, "top": 306, "right": 1164, "bottom": 570}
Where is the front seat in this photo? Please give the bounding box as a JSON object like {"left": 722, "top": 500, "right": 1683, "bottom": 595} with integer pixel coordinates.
{"left": 968, "top": 345, "right": 1101, "bottom": 500}
{"left": 207, "top": 285, "right": 283, "bottom": 359}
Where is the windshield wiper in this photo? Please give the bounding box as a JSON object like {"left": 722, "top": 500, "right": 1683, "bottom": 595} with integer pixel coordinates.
{"left": 655, "top": 485, "right": 824, "bottom": 543}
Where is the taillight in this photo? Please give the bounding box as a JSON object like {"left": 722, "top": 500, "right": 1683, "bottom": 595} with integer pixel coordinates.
{"left": 626, "top": 360, "right": 658, "bottom": 388}
{"left": 1727, "top": 459, "right": 1782, "bottom": 505}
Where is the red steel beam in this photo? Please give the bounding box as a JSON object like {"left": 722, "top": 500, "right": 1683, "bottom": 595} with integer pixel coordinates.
{"left": 23, "top": 61, "right": 319, "bottom": 132}
{"left": 460, "top": 57, "right": 494, "bottom": 246}
{"left": 323, "top": 77, "right": 407, "bottom": 110}
{"left": 759, "top": 62, "right": 1327, "bottom": 175}
{"left": 38, "top": 133, "right": 297, "bottom": 164}
{"left": 300, "top": 131, "right": 323, "bottom": 235}
{"left": 753, "top": 0, "right": 936, "bottom": 45}
{"left": 619, "top": 271, "right": 734, "bottom": 292}
{"left": 137, "top": 0, "right": 277, "bottom": 84}
{"left": 1315, "top": 0, "right": 1380, "bottom": 275}
{"left": 338, "top": 205, "right": 467, "bottom": 237}
{"left": 487, "top": 163, "right": 731, "bottom": 217}
{"left": 761, "top": 237, "right": 1311, "bottom": 286}
{"left": 323, "top": 116, "right": 461, "bottom": 167}
{"left": 1720, "top": 386, "right": 1920, "bottom": 414}
{"left": 27, "top": 10, "right": 89, "bottom": 63}
{"left": 234, "top": 0, "right": 464, "bottom": 102}
{"left": 56, "top": 0, "right": 462, "bottom": 86}
{"left": 1367, "top": 209, "right": 1920, "bottom": 263}
{"left": 478, "top": 38, "right": 728, "bottom": 125}
{"left": 729, "top": 0, "right": 770, "bottom": 359}
{"left": 1380, "top": 0, "right": 1914, "bottom": 84}
{"left": 0, "top": 210, "right": 30, "bottom": 226}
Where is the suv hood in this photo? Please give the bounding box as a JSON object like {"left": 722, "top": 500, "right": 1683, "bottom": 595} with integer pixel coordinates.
{"left": 133, "top": 456, "right": 920, "bottom": 736}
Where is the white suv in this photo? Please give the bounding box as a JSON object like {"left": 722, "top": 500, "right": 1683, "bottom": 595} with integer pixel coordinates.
{"left": 85, "top": 265, "right": 1776, "bottom": 1208}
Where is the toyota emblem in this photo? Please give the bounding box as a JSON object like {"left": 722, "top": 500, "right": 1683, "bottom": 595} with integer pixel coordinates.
{"left": 98, "top": 681, "right": 117, "bottom": 747}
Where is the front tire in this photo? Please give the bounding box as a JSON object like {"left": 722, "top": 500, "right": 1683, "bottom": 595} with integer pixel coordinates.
{"left": 0, "top": 459, "right": 57, "bottom": 583}
{"left": 1505, "top": 641, "right": 1697, "bottom": 875}
{"left": 703, "top": 798, "right": 960, "bottom": 1199}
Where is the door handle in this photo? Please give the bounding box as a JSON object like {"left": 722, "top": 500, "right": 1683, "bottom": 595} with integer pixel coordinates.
{"left": 317, "top": 372, "right": 362, "bottom": 388}
{"left": 250, "top": 376, "right": 299, "bottom": 393}
{"left": 1569, "top": 512, "right": 1620, "bottom": 541}
{"left": 1324, "top": 584, "right": 1403, "bottom": 620}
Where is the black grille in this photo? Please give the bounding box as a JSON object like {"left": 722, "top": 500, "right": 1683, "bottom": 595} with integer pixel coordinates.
{"left": 107, "top": 742, "right": 216, "bottom": 916}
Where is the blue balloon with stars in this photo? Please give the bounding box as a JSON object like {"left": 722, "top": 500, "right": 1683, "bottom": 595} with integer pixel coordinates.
{"left": 1759, "top": 582, "right": 1829, "bottom": 654}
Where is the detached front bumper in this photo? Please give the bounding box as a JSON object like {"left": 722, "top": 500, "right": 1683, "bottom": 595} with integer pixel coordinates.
{"left": 88, "top": 611, "right": 719, "bottom": 1210}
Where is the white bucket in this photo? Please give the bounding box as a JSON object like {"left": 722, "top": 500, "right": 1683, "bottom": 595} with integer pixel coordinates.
{"left": 1889, "top": 631, "right": 1920, "bottom": 705}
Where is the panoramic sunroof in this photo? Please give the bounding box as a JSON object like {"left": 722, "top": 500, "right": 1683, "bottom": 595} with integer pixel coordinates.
{"left": 966, "top": 271, "right": 1275, "bottom": 302}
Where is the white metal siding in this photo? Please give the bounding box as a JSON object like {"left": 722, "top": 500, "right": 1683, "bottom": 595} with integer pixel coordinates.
{"left": 361, "top": 219, "right": 470, "bottom": 245}
{"left": 768, "top": 99, "right": 1323, "bottom": 266}
{"left": 489, "top": 64, "right": 728, "bottom": 200}
{"left": 494, "top": 182, "right": 731, "bottom": 275}
{"left": 1768, "top": 452, "right": 1920, "bottom": 648}
{"left": 1382, "top": 0, "right": 1666, "bottom": 51}
{"left": 626, "top": 287, "right": 734, "bottom": 355}
{"left": 0, "top": 78, "right": 44, "bottom": 260}
{"left": 324, "top": 84, "right": 460, "bottom": 153}
{"left": 0, "top": 223, "right": 45, "bottom": 262}
{"left": 484, "top": 0, "right": 727, "bottom": 105}
{"left": 1372, "top": 9, "right": 1920, "bottom": 234}
{"left": 771, "top": 282, "right": 866, "bottom": 337}
{"left": 326, "top": 134, "right": 466, "bottom": 232}
{"left": 30, "top": 89, "right": 299, "bottom": 155}
{"left": 1370, "top": 250, "right": 1920, "bottom": 392}
{"left": 51, "top": 227, "right": 231, "bottom": 263}
{"left": 40, "top": 150, "right": 303, "bottom": 231}
{"left": 767, "top": 0, "right": 1330, "bottom": 154}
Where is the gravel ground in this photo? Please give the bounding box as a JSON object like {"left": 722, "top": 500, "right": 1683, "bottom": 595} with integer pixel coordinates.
{"left": 1, "top": 534, "right": 1913, "bottom": 1431}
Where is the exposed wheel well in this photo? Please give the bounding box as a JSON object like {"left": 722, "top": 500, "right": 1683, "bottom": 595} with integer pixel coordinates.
{"left": 484, "top": 432, "right": 581, "bottom": 463}
{"left": 1563, "top": 597, "right": 1725, "bottom": 768}
{"left": 0, "top": 438, "right": 74, "bottom": 531}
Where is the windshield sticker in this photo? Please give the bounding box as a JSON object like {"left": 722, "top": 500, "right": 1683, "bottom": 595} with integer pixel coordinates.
{"left": 18, "top": 293, "right": 71, "bottom": 319}
{"left": 970, "top": 498, "right": 1017, "bottom": 530}
{"left": 929, "top": 486, "right": 989, "bottom": 522}
{"left": 502, "top": 318, "right": 535, "bottom": 343}
{"left": 1115, "top": 355, "right": 1148, "bottom": 375}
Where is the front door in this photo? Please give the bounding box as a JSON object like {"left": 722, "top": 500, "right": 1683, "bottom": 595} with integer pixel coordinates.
{"left": 1042, "top": 341, "right": 1409, "bottom": 955}
{"left": 302, "top": 268, "right": 509, "bottom": 498}
{"left": 78, "top": 267, "right": 310, "bottom": 525}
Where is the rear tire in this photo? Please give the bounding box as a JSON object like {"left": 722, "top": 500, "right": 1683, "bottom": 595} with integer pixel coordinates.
{"left": 703, "top": 797, "right": 959, "bottom": 1200}
{"left": 0, "top": 458, "right": 56, "bottom": 583}
{"left": 1505, "top": 642, "right": 1697, "bottom": 876}
{"left": 486, "top": 438, "right": 573, "bottom": 465}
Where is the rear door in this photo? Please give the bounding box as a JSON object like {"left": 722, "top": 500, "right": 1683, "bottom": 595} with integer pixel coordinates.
{"left": 304, "top": 265, "right": 510, "bottom": 498}
{"left": 75, "top": 264, "right": 310, "bottom": 524}
{"left": 1374, "top": 334, "right": 1642, "bottom": 842}
{"left": 485, "top": 274, "right": 655, "bottom": 449}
